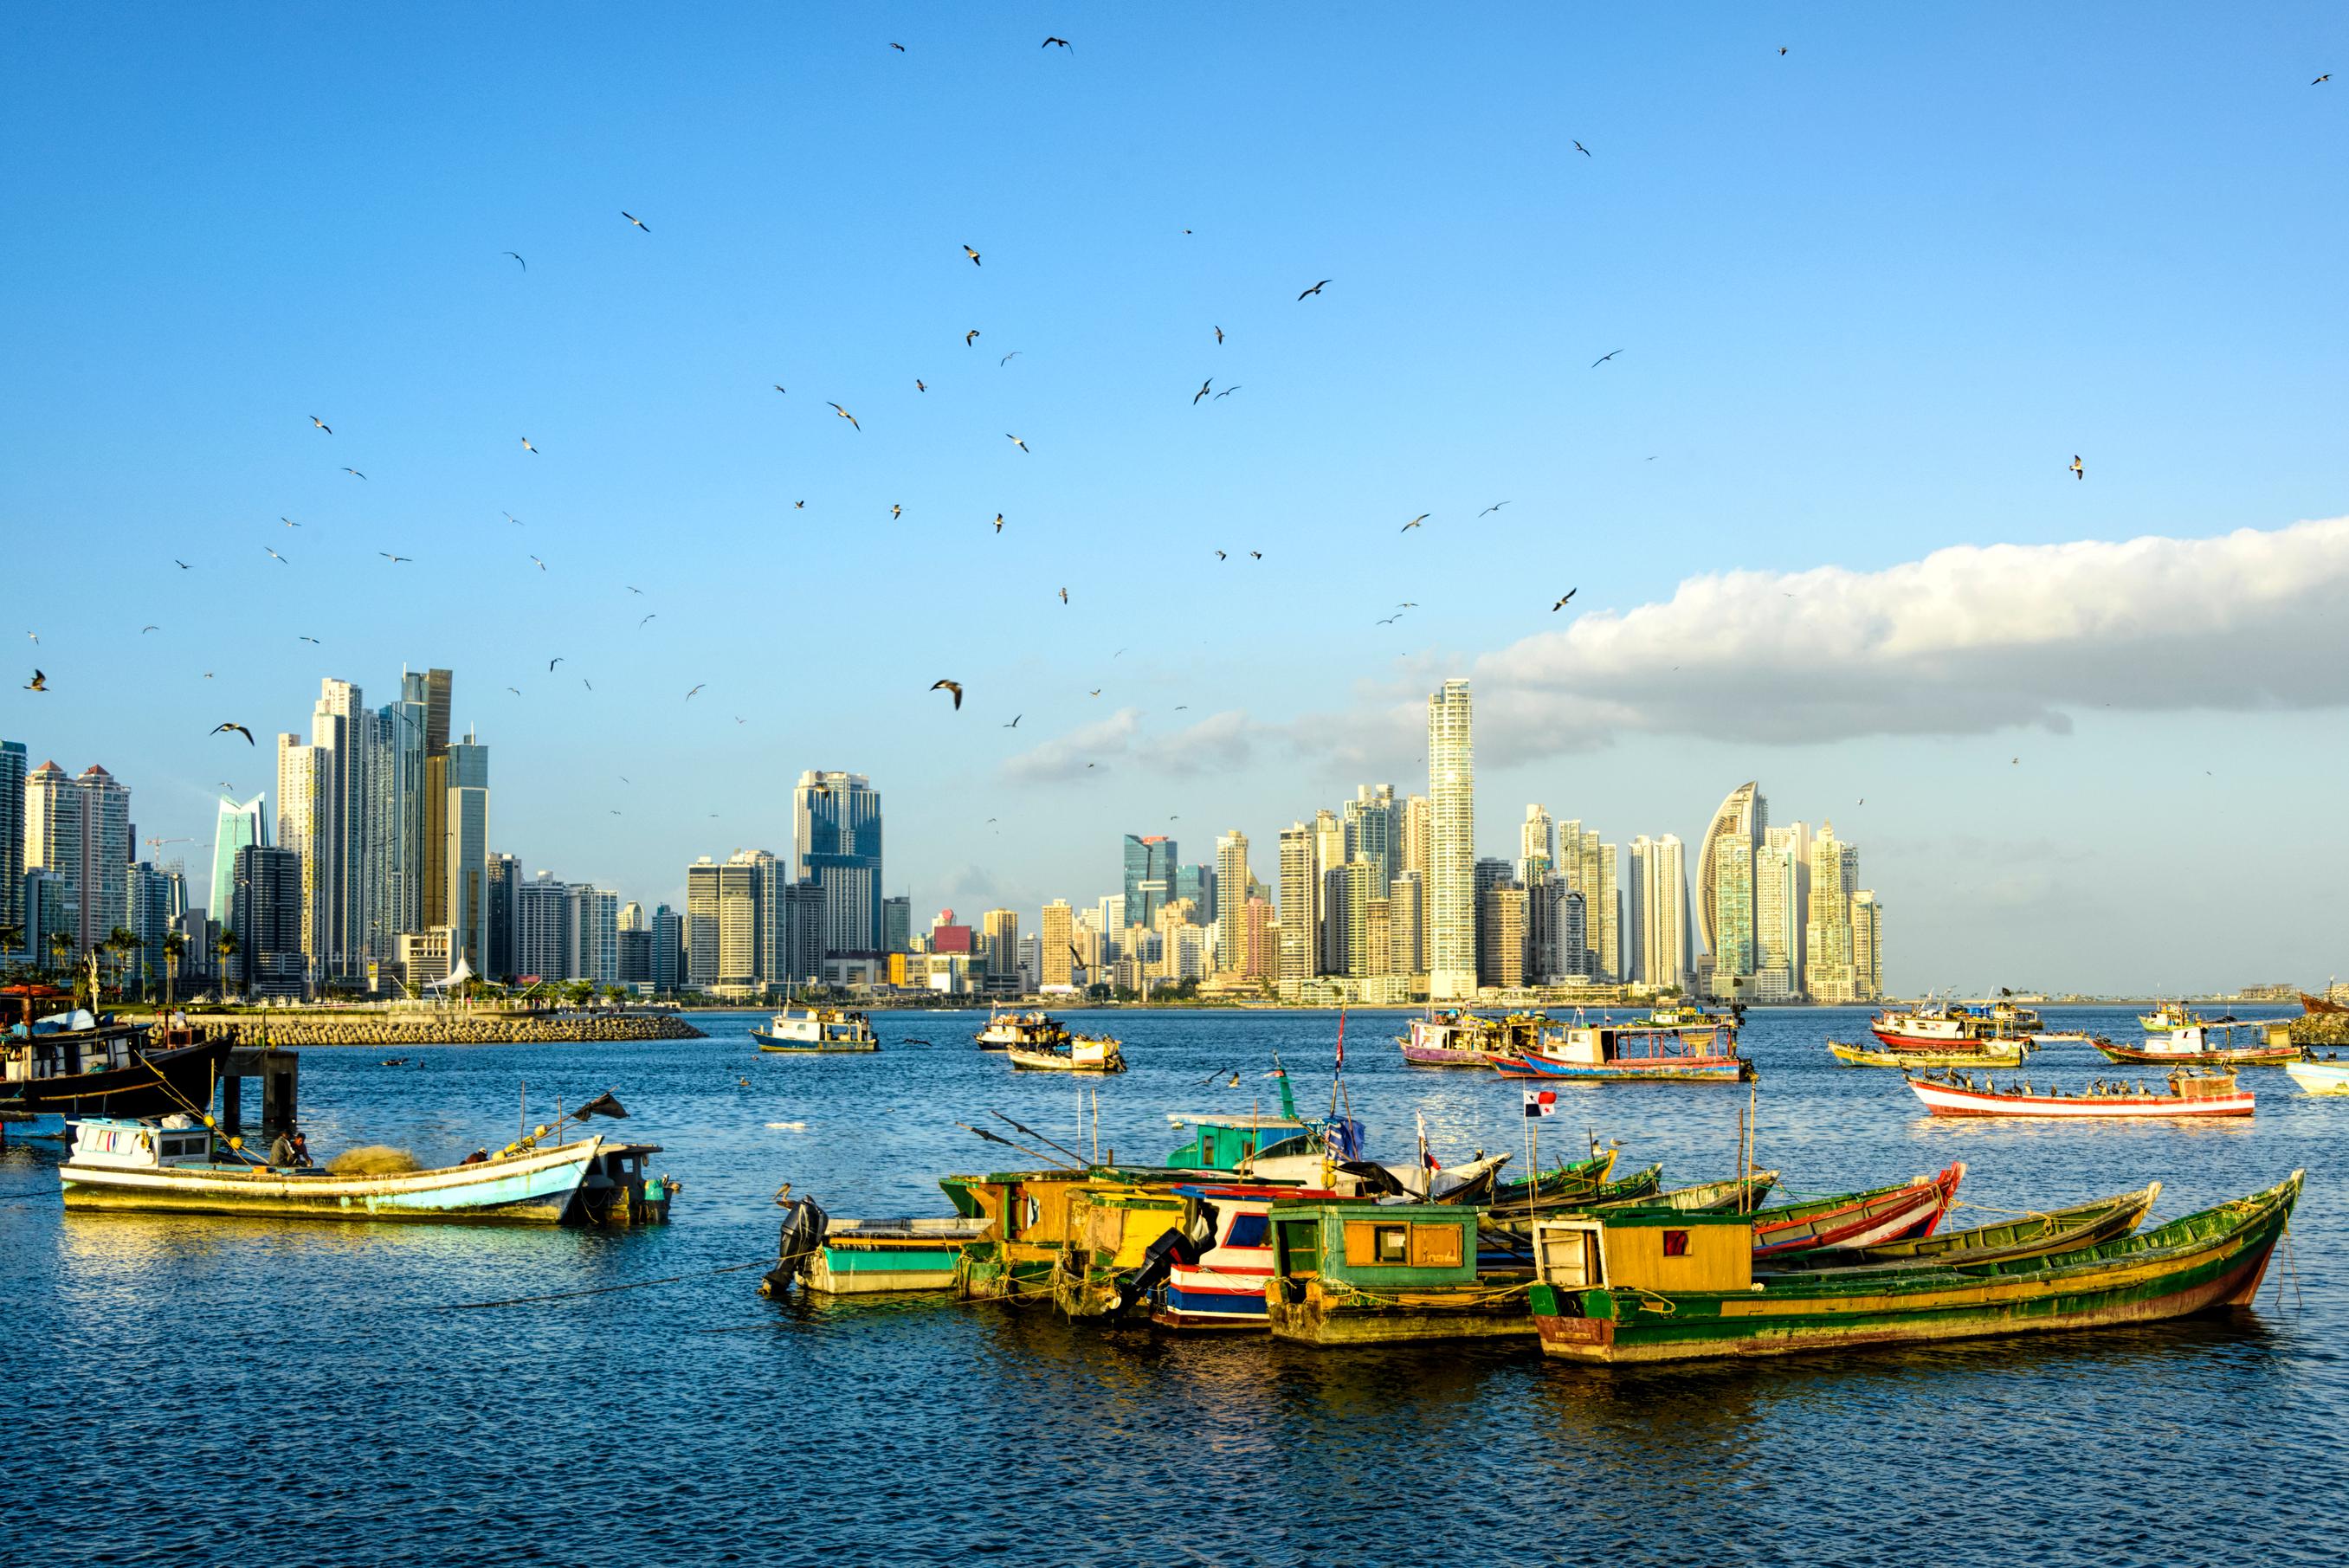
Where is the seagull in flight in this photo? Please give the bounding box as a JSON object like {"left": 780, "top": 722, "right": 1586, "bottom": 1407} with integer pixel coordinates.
{"left": 1004, "top": 714, "right": 1022, "bottom": 728}
{"left": 282, "top": 517, "right": 300, "bottom": 527}
{"left": 265, "top": 547, "right": 288, "bottom": 564}
{"left": 914, "top": 379, "right": 926, "bottom": 392}
{"left": 529, "top": 555, "right": 546, "bottom": 571}
{"left": 504, "top": 512, "right": 522, "bottom": 526}
{"left": 2069, "top": 455, "right": 2084, "bottom": 481}
{"left": 623, "top": 211, "right": 650, "bottom": 232}
{"left": 1574, "top": 140, "right": 1591, "bottom": 157}
{"left": 1591, "top": 350, "right": 1623, "bottom": 367}
{"left": 310, "top": 415, "right": 332, "bottom": 434}
{"left": 1552, "top": 589, "right": 1578, "bottom": 611}
{"left": 519, "top": 436, "right": 539, "bottom": 454}
{"left": 1215, "top": 550, "right": 1227, "bottom": 560}
{"left": 1214, "top": 385, "right": 1240, "bottom": 398}
{"left": 773, "top": 384, "right": 786, "bottom": 396}
{"left": 548, "top": 657, "right": 564, "bottom": 671}
{"left": 2316, "top": 74, "right": 2333, "bottom": 85}
{"left": 1377, "top": 615, "right": 1403, "bottom": 625}
{"left": 964, "top": 244, "right": 982, "bottom": 267}
{"left": 638, "top": 614, "right": 656, "bottom": 629}
{"left": 626, "top": 585, "right": 643, "bottom": 594}
{"left": 965, "top": 329, "right": 981, "bottom": 347}
{"left": 173, "top": 559, "right": 191, "bottom": 569}
{"left": 23, "top": 669, "right": 46, "bottom": 692}
{"left": 298, "top": 636, "right": 321, "bottom": 644}
{"left": 1297, "top": 279, "right": 1331, "bottom": 300}
{"left": 930, "top": 679, "right": 964, "bottom": 710}
{"left": 994, "top": 513, "right": 1005, "bottom": 532}
{"left": 210, "top": 722, "right": 254, "bottom": 745}
{"left": 1006, "top": 433, "right": 1029, "bottom": 453}
{"left": 1214, "top": 326, "right": 1224, "bottom": 345}
{"left": 1479, "top": 501, "right": 1511, "bottom": 516}
{"left": 140, "top": 624, "right": 159, "bottom": 634}
{"left": 507, "top": 687, "right": 520, "bottom": 696}
{"left": 342, "top": 468, "right": 366, "bottom": 480}
{"left": 1042, "top": 35, "right": 1070, "bottom": 48}
{"left": 504, "top": 252, "right": 526, "bottom": 270}
{"left": 1249, "top": 551, "right": 1262, "bottom": 559}
{"left": 1059, "top": 587, "right": 1068, "bottom": 603}
{"left": 1401, "top": 514, "right": 1427, "bottom": 532}
{"left": 889, "top": 42, "right": 904, "bottom": 52}
{"left": 999, "top": 350, "right": 1021, "bottom": 365}
{"left": 685, "top": 683, "right": 705, "bottom": 701}
{"left": 828, "top": 402, "right": 860, "bottom": 431}
{"left": 1195, "top": 379, "right": 1213, "bottom": 404}
{"left": 379, "top": 552, "right": 411, "bottom": 564}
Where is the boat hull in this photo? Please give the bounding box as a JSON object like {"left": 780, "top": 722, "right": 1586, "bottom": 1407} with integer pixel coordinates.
{"left": 1399, "top": 1041, "right": 1494, "bottom": 1068}
{"left": 752, "top": 1030, "right": 877, "bottom": 1054}
{"left": 1907, "top": 1079, "right": 2253, "bottom": 1118}
{"left": 809, "top": 1242, "right": 973, "bottom": 1294}
{"left": 1490, "top": 1053, "right": 1751, "bottom": 1083}
{"left": 1, "top": 1035, "right": 232, "bottom": 1118}
{"left": 1533, "top": 1175, "right": 2300, "bottom": 1364}
{"left": 58, "top": 1138, "right": 601, "bottom": 1225}
{"left": 2284, "top": 1060, "right": 2349, "bottom": 1095}
{"left": 1830, "top": 1040, "right": 2024, "bottom": 1069}
{"left": 1265, "top": 1276, "right": 1537, "bottom": 1346}
{"left": 1751, "top": 1165, "right": 1963, "bottom": 1261}
{"left": 1005, "top": 1042, "right": 1124, "bottom": 1072}
{"left": 2094, "top": 1042, "right": 2299, "bottom": 1066}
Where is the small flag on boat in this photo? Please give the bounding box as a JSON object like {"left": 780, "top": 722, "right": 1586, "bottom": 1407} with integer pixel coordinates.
{"left": 1522, "top": 1090, "right": 1558, "bottom": 1119}
{"left": 1416, "top": 1111, "right": 1440, "bottom": 1171}
{"left": 1334, "top": 1008, "right": 1346, "bottom": 1070}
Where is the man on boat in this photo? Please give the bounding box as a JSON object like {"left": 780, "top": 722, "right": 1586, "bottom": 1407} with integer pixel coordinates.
{"left": 268, "top": 1126, "right": 314, "bottom": 1169}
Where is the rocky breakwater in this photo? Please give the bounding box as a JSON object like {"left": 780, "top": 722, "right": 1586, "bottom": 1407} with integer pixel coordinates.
{"left": 2288, "top": 1012, "right": 2349, "bottom": 1049}
{"left": 235, "top": 1013, "right": 707, "bottom": 1048}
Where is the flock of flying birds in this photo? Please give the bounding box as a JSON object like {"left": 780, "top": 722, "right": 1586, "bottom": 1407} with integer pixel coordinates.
{"left": 17, "top": 36, "right": 2337, "bottom": 807}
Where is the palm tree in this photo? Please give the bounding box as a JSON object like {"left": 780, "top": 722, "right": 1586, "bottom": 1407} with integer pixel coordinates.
{"left": 48, "top": 932, "right": 76, "bottom": 998}
{"left": 214, "top": 928, "right": 239, "bottom": 1001}
{"left": 110, "top": 927, "right": 144, "bottom": 1002}
{"left": 161, "top": 931, "right": 188, "bottom": 1012}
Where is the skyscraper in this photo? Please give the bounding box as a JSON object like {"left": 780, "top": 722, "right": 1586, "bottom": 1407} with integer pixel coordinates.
{"left": 1121, "top": 833, "right": 1178, "bottom": 929}
{"left": 1520, "top": 805, "right": 1555, "bottom": 887}
{"left": 1479, "top": 882, "right": 1526, "bottom": 990}
{"left": 1343, "top": 784, "right": 1398, "bottom": 884}
{"left": 1040, "top": 899, "right": 1074, "bottom": 988}
{"left": 208, "top": 795, "right": 269, "bottom": 939}
{"left": 514, "top": 872, "right": 570, "bottom": 982}
{"left": 1398, "top": 792, "right": 1432, "bottom": 971}
{"left": 1426, "top": 680, "right": 1476, "bottom": 1000}
{"left": 1850, "top": 889, "right": 1884, "bottom": 1002}
{"left": 444, "top": 733, "right": 490, "bottom": 972}
{"left": 1627, "top": 834, "right": 1689, "bottom": 991}
{"left": 1276, "top": 822, "right": 1313, "bottom": 989}
{"left": 126, "top": 861, "right": 175, "bottom": 993}
{"left": 76, "top": 765, "right": 130, "bottom": 957}
{"left": 650, "top": 904, "right": 686, "bottom": 992}
{"left": 982, "top": 908, "right": 1020, "bottom": 982}
{"left": 384, "top": 674, "right": 429, "bottom": 939}
{"left": 0, "top": 739, "right": 24, "bottom": 932}
{"left": 275, "top": 732, "right": 325, "bottom": 978}
{"left": 1805, "top": 823, "right": 1859, "bottom": 1003}
{"left": 485, "top": 851, "right": 520, "bottom": 981}
{"left": 569, "top": 884, "right": 619, "bottom": 986}
{"left": 232, "top": 843, "right": 307, "bottom": 998}
{"left": 881, "top": 894, "right": 912, "bottom": 954}
{"left": 1212, "top": 830, "right": 1249, "bottom": 972}
{"left": 1387, "top": 871, "right": 1425, "bottom": 977}
{"left": 1753, "top": 834, "right": 1800, "bottom": 1001}
{"left": 795, "top": 771, "right": 882, "bottom": 957}
{"left": 1696, "top": 782, "right": 1766, "bottom": 999}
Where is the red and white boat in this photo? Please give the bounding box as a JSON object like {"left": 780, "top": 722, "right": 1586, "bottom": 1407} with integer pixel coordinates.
{"left": 1907, "top": 1069, "right": 2253, "bottom": 1119}
{"left": 1750, "top": 1164, "right": 1965, "bottom": 1261}
{"left": 1869, "top": 997, "right": 2042, "bottom": 1052}
{"left": 1153, "top": 1182, "right": 1338, "bottom": 1330}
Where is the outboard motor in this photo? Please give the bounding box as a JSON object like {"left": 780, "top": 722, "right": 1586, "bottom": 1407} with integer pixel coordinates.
{"left": 1115, "top": 1227, "right": 1203, "bottom": 1315}
{"left": 761, "top": 1189, "right": 830, "bottom": 1298}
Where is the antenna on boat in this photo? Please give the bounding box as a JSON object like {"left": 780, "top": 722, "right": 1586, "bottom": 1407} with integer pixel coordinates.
{"left": 991, "top": 1109, "right": 1088, "bottom": 1169}
{"left": 958, "top": 1120, "right": 1081, "bottom": 1171}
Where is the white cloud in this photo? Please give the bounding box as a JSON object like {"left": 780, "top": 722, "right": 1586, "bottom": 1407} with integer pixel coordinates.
{"left": 1000, "top": 707, "right": 1145, "bottom": 783}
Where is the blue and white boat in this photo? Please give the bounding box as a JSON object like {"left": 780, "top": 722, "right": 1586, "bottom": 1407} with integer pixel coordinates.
{"left": 59, "top": 1116, "right": 603, "bottom": 1225}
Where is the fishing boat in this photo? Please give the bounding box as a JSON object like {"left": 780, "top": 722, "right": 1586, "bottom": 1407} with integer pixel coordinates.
{"left": 1488, "top": 1014, "right": 1754, "bottom": 1083}
{"left": 1750, "top": 1165, "right": 1965, "bottom": 1261}
{"left": 59, "top": 1114, "right": 603, "bottom": 1224}
{"left": 1829, "top": 1038, "right": 2026, "bottom": 1069}
{"left": 1494, "top": 1155, "right": 1663, "bottom": 1215}
{"left": 1589, "top": 1170, "right": 1778, "bottom": 1215}
{"left": 2299, "top": 990, "right": 2347, "bottom": 1016}
{"left": 1907, "top": 1068, "right": 2254, "bottom": 1119}
{"left": 2094, "top": 1019, "right": 2301, "bottom": 1067}
{"left": 1264, "top": 1199, "right": 1537, "bottom": 1346}
{"left": 975, "top": 1007, "right": 1071, "bottom": 1053}
{"left": 2139, "top": 1000, "right": 2207, "bottom": 1032}
{"left": 1526, "top": 1171, "right": 2302, "bottom": 1365}
{"left": 2, "top": 1010, "right": 231, "bottom": 1129}
{"left": 1765, "top": 1183, "right": 2159, "bottom": 1272}
{"left": 1397, "top": 1009, "right": 1544, "bottom": 1068}
{"left": 2029, "top": 1029, "right": 2096, "bottom": 1045}
{"left": 2285, "top": 1057, "right": 2349, "bottom": 1094}
{"left": 751, "top": 1006, "right": 879, "bottom": 1053}
{"left": 1163, "top": 1062, "right": 1365, "bottom": 1178}
{"left": 570, "top": 1141, "right": 678, "bottom": 1226}
{"left": 1005, "top": 1034, "right": 1126, "bottom": 1073}
{"left": 762, "top": 1192, "right": 995, "bottom": 1296}
{"left": 1868, "top": 999, "right": 2042, "bottom": 1053}
{"left": 1152, "top": 1182, "right": 1342, "bottom": 1330}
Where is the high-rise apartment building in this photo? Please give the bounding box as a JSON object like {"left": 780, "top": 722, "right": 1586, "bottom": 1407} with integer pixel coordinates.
{"left": 1626, "top": 835, "right": 1689, "bottom": 992}
{"left": 0, "top": 739, "right": 24, "bottom": 932}
{"left": 1040, "top": 899, "right": 1074, "bottom": 988}
{"left": 1387, "top": 871, "right": 1425, "bottom": 977}
{"left": 309, "top": 679, "right": 369, "bottom": 979}
{"left": 513, "top": 872, "right": 571, "bottom": 982}
{"left": 1697, "top": 781, "right": 1766, "bottom": 999}
{"left": 1558, "top": 822, "right": 1619, "bottom": 982}
{"left": 1753, "top": 834, "right": 1800, "bottom": 1002}
{"left": 1520, "top": 805, "right": 1555, "bottom": 887}
{"left": 795, "top": 771, "right": 882, "bottom": 958}
{"left": 651, "top": 903, "right": 686, "bottom": 992}
{"left": 1805, "top": 823, "right": 1860, "bottom": 1003}
{"left": 444, "top": 734, "right": 490, "bottom": 972}
{"left": 1850, "top": 889, "right": 1884, "bottom": 1002}
{"left": 881, "top": 894, "right": 912, "bottom": 954}
{"left": 126, "top": 861, "right": 176, "bottom": 992}
{"left": 569, "top": 883, "right": 619, "bottom": 986}
{"left": 1479, "top": 883, "right": 1527, "bottom": 990}
{"left": 1398, "top": 791, "right": 1432, "bottom": 965}
{"left": 1426, "top": 680, "right": 1476, "bottom": 1001}
{"left": 275, "top": 733, "right": 324, "bottom": 978}
{"left": 1276, "top": 822, "right": 1314, "bottom": 989}
{"left": 1343, "top": 784, "right": 1398, "bottom": 885}
{"left": 1212, "top": 830, "right": 1249, "bottom": 972}
{"left": 232, "top": 843, "right": 307, "bottom": 999}
{"left": 1173, "top": 863, "right": 1215, "bottom": 926}
{"left": 25, "top": 760, "right": 132, "bottom": 959}
{"left": 484, "top": 852, "right": 520, "bottom": 981}
{"left": 418, "top": 668, "right": 454, "bottom": 930}
{"left": 982, "top": 908, "right": 1020, "bottom": 982}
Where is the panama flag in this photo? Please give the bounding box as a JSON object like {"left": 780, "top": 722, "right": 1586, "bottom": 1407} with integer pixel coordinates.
{"left": 1522, "top": 1089, "right": 1559, "bottom": 1119}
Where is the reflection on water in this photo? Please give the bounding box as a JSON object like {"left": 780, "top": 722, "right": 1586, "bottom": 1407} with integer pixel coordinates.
{"left": 2, "top": 1004, "right": 2342, "bottom": 1566}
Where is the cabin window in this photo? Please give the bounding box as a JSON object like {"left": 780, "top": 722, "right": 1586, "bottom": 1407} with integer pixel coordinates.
{"left": 1662, "top": 1229, "right": 1690, "bottom": 1257}
{"left": 1199, "top": 1133, "right": 1216, "bottom": 1164}
{"left": 1374, "top": 1224, "right": 1410, "bottom": 1264}
{"left": 1276, "top": 1220, "right": 1321, "bottom": 1278}
{"left": 1409, "top": 1224, "right": 1463, "bottom": 1268}
{"left": 1225, "top": 1213, "right": 1270, "bottom": 1249}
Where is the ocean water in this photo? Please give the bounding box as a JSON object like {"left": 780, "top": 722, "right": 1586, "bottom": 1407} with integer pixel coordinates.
{"left": 2, "top": 1004, "right": 2339, "bottom": 1567}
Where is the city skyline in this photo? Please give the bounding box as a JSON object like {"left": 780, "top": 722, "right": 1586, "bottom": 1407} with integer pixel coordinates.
{"left": 7, "top": 10, "right": 2348, "bottom": 992}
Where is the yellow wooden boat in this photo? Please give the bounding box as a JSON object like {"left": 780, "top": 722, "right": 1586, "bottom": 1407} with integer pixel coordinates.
{"left": 1828, "top": 1038, "right": 2025, "bottom": 1069}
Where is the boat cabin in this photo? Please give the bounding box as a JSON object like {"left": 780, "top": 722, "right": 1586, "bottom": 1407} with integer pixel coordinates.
{"left": 4, "top": 1013, "right": 149, "bottom": 1087}
{"left": 1533, "top": 1208, "right": 1754, "bottom": 1298}
{"left": 1268, "top": 1200, "right": 1486, "bottom": 1297}
{"left": 67, "top": 1115, "right": 215, "bottom": 1171}
{"left": 570, "top": 1141, "right": 674, "bottom": 1225}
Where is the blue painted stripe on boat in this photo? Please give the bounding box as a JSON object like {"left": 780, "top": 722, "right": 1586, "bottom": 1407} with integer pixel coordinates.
{"left": 1163, "top": 1287, "right": 1268, "bottom": 1316}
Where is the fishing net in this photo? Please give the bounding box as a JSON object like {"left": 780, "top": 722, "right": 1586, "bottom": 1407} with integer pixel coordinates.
{"left": 326, "top": 1145, "right": 423, "bottom": 1176}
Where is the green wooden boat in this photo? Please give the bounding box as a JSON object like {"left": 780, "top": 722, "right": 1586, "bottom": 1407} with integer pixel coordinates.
{"left": 1590, "top": 1170, "right": 1778, "bottom": 1215}
{"left": 1527, "top": 1171, "right": 2301, "bottom": 1364}
{"left": 1265, "top": 1200, "right": 1536, "bottom": 1345}
{"left": 1765, "top": 1182, "right": 2160, "bottom": 1273}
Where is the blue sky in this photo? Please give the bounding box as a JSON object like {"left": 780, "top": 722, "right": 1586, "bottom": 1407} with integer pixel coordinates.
{"left": 5, "top": 5, "right": 2346, "bottom": 993}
